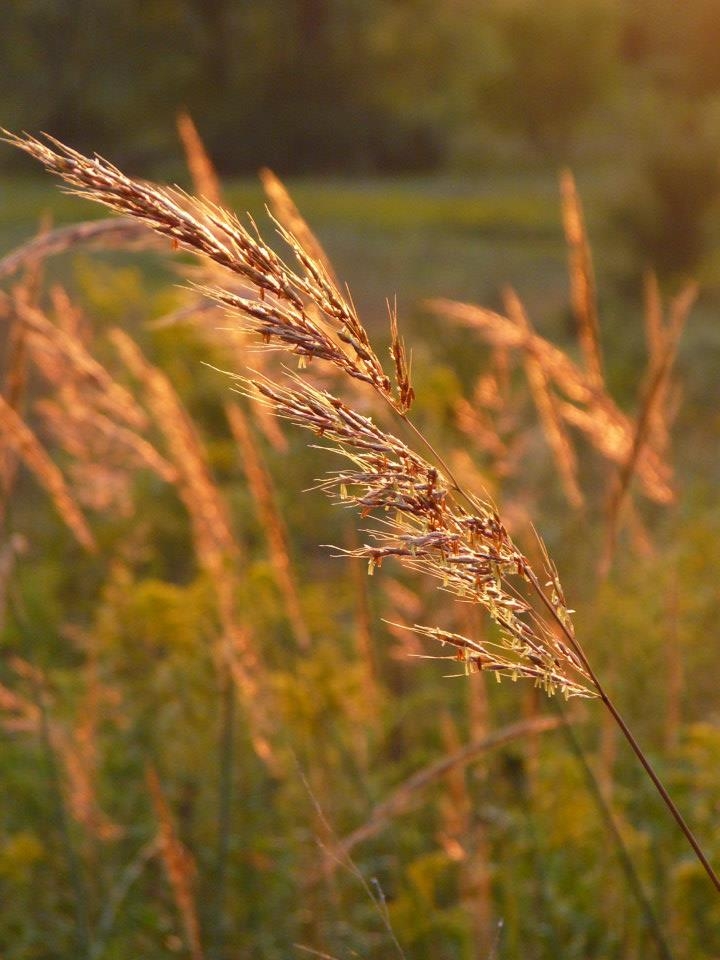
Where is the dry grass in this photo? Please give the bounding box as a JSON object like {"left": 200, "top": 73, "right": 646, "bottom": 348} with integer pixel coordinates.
{"left": 147, "top": 765, "right": 204, "bottom": 960}
{"left": 0, "top": 390, "right": 96, "bottom": 551}
{"left": 226, "top": 400, "right": 311, "bottom": 651}
{"left": 0, "top": 219, "right": 157, "bottom": 283}
{"left": 5, "top": 130, "right": 597, "bottom": 700}
{"left": 2, "top": 127, "right": 719, "bottom": 941}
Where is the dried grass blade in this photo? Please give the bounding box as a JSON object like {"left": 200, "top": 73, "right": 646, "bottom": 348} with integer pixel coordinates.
{"left": 560, "top": 169, "right": 603, "bottom": 389}
{"left": 260, "top": 166, "right": 336, "bottom": 280}
{"left": 0, "top": 393, "right": 96, "bottom": 551}
{"left": 176, "top": 111, "right": 222, "bottom": 206}
{"left": 504, "top": 288, "right": 583, "bottom": 508}
{"left": 147, "top": 766, "right": 205, "bottom": 960}
{"left": 0, "top": 219, "right": 156, "bottom": 282}
{"left": 225, "top": 400, "right": 311, "bottom": 650}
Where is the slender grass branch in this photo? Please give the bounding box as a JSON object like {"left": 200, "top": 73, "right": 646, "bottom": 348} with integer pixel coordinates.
{"left": 211, "top": 668, "right": 236, "bottom": 957}
{"left": 527, "top": 568, "right": 720, "bottom": 895}
{"left": 552, "top": 700, "right": 675, "bottom": 960}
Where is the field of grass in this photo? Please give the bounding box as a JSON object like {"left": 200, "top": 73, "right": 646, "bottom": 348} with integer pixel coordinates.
{"left": 2, "top": 151, "right": 720, "bottom": 960}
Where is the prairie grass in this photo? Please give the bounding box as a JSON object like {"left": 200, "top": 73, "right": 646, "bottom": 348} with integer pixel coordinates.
{"left": 0, "top": 127, "right": 719, "bottom": 958}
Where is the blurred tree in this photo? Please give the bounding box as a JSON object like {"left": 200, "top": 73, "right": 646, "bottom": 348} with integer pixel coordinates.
{"left": 617, "top": 110, "right": 720, "bottom": 277}
{"left": 621, "top": 0, "right": 720, "bottom": 98}
{"left": 1, "top": 0, "right": 456, "bottom": 173}
{"left": 475, "top": 0, "right": 620, "bottom": 155}
{"left": 615, "top": 0, "right": 720, "bottom": 277}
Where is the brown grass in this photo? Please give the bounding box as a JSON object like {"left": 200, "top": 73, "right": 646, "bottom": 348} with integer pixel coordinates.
{"left": 0, "top": 219, "right": 156, "bottom": 282}
{"left": 147, "top": 765, "right": 205, "bottom": 960}
{"left": 3, "top": 132, "right": 602, "bottom": 699}
{"left": 7, "top": 130, "right": 719, "bottom": 895}
{"left": 225, "top": 400, "right": 311, "bottom": 650}
{"left": 176, "top": 112, "right": 222, "bottom": 207}
{"left": 0, "top": 391, "right": 96, "bottom": 551}
{"left": 504, "top": 286, "right": 583, "bottom": 508}
{"left": 560, "top": 168, "right": 604, "bottom": 390}
{"left": 109, "top": 327, "right": 277, "bottom": 765}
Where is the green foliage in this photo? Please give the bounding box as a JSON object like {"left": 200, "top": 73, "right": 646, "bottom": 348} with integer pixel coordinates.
{"left": 616, "top": 105, "right": 720, "bottom": 277}
{"left": 477, "top": 0, "right": 621, "bottom": 155}
{"left": 5, "top": 0, "right": 720, "bottom": 180}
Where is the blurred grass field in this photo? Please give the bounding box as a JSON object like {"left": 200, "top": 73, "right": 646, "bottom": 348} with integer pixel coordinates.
{"left": 3, "top": 156, "right": 720, "bottom": 959}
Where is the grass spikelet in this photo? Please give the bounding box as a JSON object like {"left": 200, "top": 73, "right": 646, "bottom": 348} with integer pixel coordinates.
{"left": 454, "top": 381, "right": 510, "bottom": 474}
{"left": 6, "top": 132, "right": 401, "bottom": 405}
{"left": 241, "top": 371, "right": 595, "bottom": 697}
{"left": 431, "top": 296, "right": 676, "bottom": 505}
{"left": 389, "top": 297, "right": 415, "bottom": 414}
{"left": 643, "top": 270, "right": 663, "bottom": 365}
{"left": 260, "top": 166, "right": 336, "bottom": 281}
{"left": 35, "top": 398, "right": 178, "bottom": 485}
{"left": 109, "top": 328, "right": 238, "bottom": 574}
{"left": 0, "top": 307, "right": 28, "bottom": 517}
{"left": 16, "top": 293, "right": 148, "bottom": 431}
{"left": 600, "top": 281, "right": 696, "bottom": 575}
{"left": 429, "top": 298, "right": 595, "bottom": 405}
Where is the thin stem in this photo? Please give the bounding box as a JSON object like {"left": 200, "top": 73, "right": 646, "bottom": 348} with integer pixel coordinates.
{"left": 553, "top": 700, "right": 674, "bottom": 960}
{"left": 527, "top": 568, "right": 720, "bottom": 895}
{"left": 91, "top": 839, "right": 159, "bottom": 959}
{"left": 211, "top": 668, "right": 236, "bottom": 957}
{"left": 399, "top": 412, "right": 467, "bottom": 502}
{"left": 9, "top": 589, "right": 94, "bottom": 958}
{"left": 598, "top": 689, "right": 720, "bottom": 893}
{"left": 37, "top": 677, "right": 94, "bottom": 958}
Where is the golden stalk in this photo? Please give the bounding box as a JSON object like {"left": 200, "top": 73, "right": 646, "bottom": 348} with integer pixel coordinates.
{"left": 147, "top": 766, "right": 205, "bottom": 960}
{"left": 560, "top": 169, "right": 603, "bottom": 389}
{"left": 504, "top": 287, "right": 583, "bottom": 508}
{"left": 225, "top": 400, "right": 311, "bottom": 650}
{"left": 0, "top": 392, "right": 96, "bottom": 551}
{"left": 176, "top": 111, "right": 222, "bottom": 206}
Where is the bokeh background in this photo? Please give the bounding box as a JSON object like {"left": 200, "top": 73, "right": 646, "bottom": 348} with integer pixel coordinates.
{"left": 2, "top": 2, "right": 720, "bottom": 959}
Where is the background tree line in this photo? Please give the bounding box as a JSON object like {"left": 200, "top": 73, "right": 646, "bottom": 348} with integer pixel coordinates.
{"left": 4, "top": 0, "right": 720, "bottom": 177}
